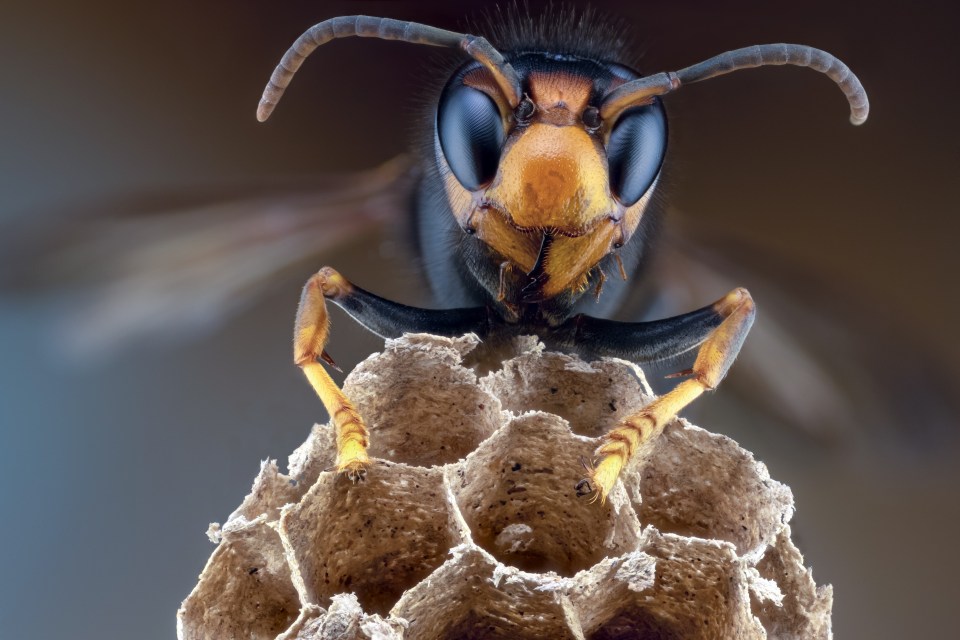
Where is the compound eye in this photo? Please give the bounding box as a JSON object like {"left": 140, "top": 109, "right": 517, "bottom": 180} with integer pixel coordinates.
{"left": 606, "top": 102, "right": 667, "bottom": 207}
{"left": 437, "top": 84, "right": 505, "bottom": 191}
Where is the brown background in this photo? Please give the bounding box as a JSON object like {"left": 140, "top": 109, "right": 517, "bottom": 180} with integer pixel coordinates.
{"left": 1, "top": 1, "right": 957, "bottom": 638}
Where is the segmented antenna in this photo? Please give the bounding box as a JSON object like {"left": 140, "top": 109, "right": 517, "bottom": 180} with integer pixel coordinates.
{"left": 257, "top": 15, "right": 522, "bottom": 122}
{"left": 600, "top": 43, "right": 869, "bottom": 126}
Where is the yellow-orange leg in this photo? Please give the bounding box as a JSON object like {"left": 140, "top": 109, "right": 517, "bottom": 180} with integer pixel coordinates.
{"left": 584, "top": 287, "right": 756, "bottom": 502}
{"left": 294, "top": 267, "right": 370, "bottom": 481}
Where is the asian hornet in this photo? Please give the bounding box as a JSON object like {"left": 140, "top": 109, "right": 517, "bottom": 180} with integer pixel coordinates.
{"left": 255, "top": 14, "right": 868, "bottom": 502}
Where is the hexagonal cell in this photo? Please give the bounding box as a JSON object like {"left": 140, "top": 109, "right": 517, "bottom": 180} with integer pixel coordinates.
{"left": 481, "top": 346, "right": 652, "bottom": 438}
{"left": 625, "top": 419, "right": 794, "bottom": 561}
{"left": 276, "top": 596, "right": 405, "bottom": 640}
{"left": 177, "top": 516, "right": 299, "bottom": 640}
{"left": 452, "top": 412, "right": 641, "bottom": 575}
{"left": 343, "top": 334, "right": 503, "bottom": 467}
{"left": 278, "top": 461, "right": 467, "bottom": 616}
{"left": 393, "top": 545, "right": 579, "bottom": 640}
{"left": 750, "top": 526, "right": 833, "bottom": 639}
{"left": 570, "top": 529, "right": 764, "bottom": 640}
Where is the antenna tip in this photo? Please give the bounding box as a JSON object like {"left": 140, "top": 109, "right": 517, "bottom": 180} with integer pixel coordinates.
{"left": 256, "top": 101, "right": 275, "bottom": 123}
{"left": 848, "top": 94, "right": 869, "bottom": 126}
{"left": 849, "top": 109, "right": 869, "bottom": 126}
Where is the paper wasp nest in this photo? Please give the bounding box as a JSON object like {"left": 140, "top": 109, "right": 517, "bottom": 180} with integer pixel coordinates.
{"left": 178, "top": 334, "right": 831, "bottom": 639}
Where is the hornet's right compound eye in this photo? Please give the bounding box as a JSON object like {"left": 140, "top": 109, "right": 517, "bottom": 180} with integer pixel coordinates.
{"left": 437, "top": 83, "right": 505, "bottom": 192}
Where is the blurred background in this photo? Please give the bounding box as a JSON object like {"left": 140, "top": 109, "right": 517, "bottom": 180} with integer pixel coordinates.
{"left": 1, "top": 1, "right": 957, "bottom": 638}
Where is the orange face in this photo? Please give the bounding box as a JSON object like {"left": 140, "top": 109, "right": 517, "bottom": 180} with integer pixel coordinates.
{"left": 438, "top": 69, "right": 655, "bottom": 301}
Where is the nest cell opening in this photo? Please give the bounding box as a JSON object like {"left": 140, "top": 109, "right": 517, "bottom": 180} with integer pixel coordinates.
{"left": 393, "top": 546, "right": 579, "bottom": 640}
{"left": 572, "top": 535, "right": 746, "bottom": 640}
{"left": 279, "top": 463, "right": 466, "bottom": 616}
{"left": 178, "top": 521, "right": 300, "bottom": 640}
{"left": 345, "top": 336, "right": 503, "bottom": 467}
{"left": 481, "top": 350, "right": 652, "bottom": 438}
{"left": 630, "top": 422, "right": 793, "bottom": 559}
{"left": 452, "top": 413, "right": 641, "bottom": 576}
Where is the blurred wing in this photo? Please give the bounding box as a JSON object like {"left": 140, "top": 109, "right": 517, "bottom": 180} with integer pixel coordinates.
{"left": 0, "top": 157, "right": 417, "bottom": 359}
{"left": 638, "top": 213, "right": 960, "bottom": 449}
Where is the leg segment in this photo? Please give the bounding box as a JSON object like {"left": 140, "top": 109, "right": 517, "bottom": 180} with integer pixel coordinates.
{"left": 294, "top": 268, "right": 369, "bottom": 480}
{"left": 293, "top": 266, "right": 490, "bottom": 479}
{"left": 580, "top": 287, "right": 756, "bottom": 501}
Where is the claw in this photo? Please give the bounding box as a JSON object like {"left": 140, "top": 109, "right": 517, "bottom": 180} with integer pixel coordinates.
{"left": 347, "top": 467, "right": 367, "bottom": 483}
{"left": 575, "top": 477, "right": 594, "bottom": 498}
{"left": 576, "top": 456, "right": 600, "bottom": 499}
{"left": 341, "top": 463, "right": 367, "bottom": 484}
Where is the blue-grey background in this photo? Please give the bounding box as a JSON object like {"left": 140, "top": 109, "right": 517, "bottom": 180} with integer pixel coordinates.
{"left": 1, "top": 1, "right": 958, "bottom": 638}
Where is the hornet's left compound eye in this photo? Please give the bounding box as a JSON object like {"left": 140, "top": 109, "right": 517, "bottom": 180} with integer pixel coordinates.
{"left": 437, "top": 83, "right": 505, "bottom": 191}
{"left": 606, "top": 101, "right": 668, "bottom": 207}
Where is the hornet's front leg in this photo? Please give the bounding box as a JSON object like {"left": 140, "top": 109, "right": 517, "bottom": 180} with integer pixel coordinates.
{"left": 294, "top": 268, "right": 369, "bottom": 480}
{"left": 564, "top": 288, "right": 756, "bottom": 502}
{"left": 293, "top": 266, "right": 489, "bottom": 481}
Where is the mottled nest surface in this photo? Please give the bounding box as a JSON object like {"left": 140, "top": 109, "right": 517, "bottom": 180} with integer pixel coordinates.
{"left": 178, "top": 334, "right": 831, "bottom": 640}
